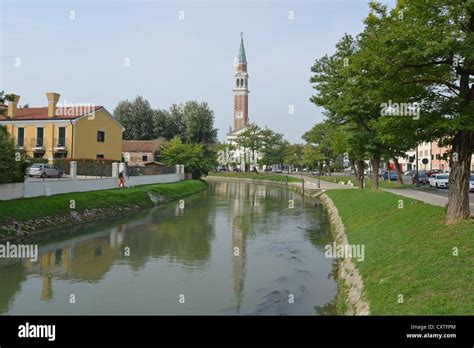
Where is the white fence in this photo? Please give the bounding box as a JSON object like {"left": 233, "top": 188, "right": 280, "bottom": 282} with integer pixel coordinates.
{"left": 0, "top": 164, "right": 185, "bottom": 201}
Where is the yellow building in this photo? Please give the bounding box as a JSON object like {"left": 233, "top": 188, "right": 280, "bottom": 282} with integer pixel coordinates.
{"left": 0, "top": 92, "right": 124, "bottom": 162}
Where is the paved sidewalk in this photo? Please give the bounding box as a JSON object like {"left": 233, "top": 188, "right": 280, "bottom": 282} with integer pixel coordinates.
{"left": 383, "top": 188, "right": 474, "bottom": 216}
{"left": 288, "top": 174, "right": 356, "bottom": 190}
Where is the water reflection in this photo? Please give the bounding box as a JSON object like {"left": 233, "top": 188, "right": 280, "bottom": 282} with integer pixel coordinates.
{"left": 0, "top": 181, "right": 336, "bottom": 315}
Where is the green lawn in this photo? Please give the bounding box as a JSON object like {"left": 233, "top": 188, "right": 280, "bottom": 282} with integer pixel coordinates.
{"left": 316, "top": 174, "right": 413, "bottom": 189}
{"left": 326, "top": 189, "right": 474, "bottom": 315}
{"left": 0, "top": 180, "right": 207, "bottom": 227}
{"left": 207, "top": 171, "right": 302, "bottom": 183}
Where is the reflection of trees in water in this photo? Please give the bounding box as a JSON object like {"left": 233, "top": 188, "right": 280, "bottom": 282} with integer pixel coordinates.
{"left": 0, "top": 262, "right": 27, "bottom": 314}
{"left": 210, "top": 181, "right": 328, "bottom": 240}
{"left": 120, "top": 193, "right": 216, "bottom": 270}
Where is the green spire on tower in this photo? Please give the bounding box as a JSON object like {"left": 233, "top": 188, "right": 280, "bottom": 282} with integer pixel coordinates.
{"left": 238, "top": 32, "right": 247, "bottom": 64}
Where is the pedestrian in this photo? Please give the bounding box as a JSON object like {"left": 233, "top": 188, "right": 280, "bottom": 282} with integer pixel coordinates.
{"left": 118, "top": 171, "right": 125, "bottom": 188}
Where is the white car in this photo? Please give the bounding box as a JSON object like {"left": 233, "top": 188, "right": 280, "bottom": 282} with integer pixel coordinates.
{"left": 429, "top": 174, "right": 449, "bottom": 188}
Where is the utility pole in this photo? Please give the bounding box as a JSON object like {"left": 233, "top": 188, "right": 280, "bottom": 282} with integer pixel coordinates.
{"left": 415, "top": 144, "right": 419, "bottom": 188}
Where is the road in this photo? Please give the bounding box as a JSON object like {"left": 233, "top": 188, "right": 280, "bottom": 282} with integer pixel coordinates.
{"left": 383, "top": 187, "right": 474, "bottom": 216}
{"left": 294, "top": 172, "right": 474, "bottom": 215}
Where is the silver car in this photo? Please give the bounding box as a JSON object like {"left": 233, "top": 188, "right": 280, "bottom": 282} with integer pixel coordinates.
{"left": 27, "top": 164, "right": 63, "bottom": 178}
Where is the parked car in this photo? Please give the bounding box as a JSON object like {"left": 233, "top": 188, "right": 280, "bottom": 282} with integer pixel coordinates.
{"left": 425, "top": 169, "right": 443, "bottom": 177}
{"left": 404, "top": 170, "right": 415, "bottom": 176}
{"left": 383, "top": 170, "right": 398, "bottom": 181}
{"left": 429, "top": 174, "right": 449, "bottom": 188}
{"left": 470, "top": 175, "right": 474, "bottom": 192}
{"left": 412, "top": 172, "right": 429, "bottom": 185}
{"left": 27, "top": 164, "right": 63, "bottom": 178}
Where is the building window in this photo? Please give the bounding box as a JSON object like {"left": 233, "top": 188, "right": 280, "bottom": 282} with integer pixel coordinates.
{"left": 142, "top": 155, "right": 148, "bottom": 162}
{"left": 17, "top": 128, "right": 24, "bottom": 147}
{"left": 236, "top": 79, "right": 240, "bottom": 87}
{"left": 424, "top": 150, "right": 428, "bottom": 156}
{"left": 33, "top": 152, "right": 44, "bottom": 159}
{"left": 419, "top": 151, "right": 422, "bottom": 157}
{"left": 54, "top": 152, "right": 67, "bottom": 159}
{"left": 97, "top": 131, "right": 105, "bottom": 142}
{"left": 36, "top": 127, "right": 44, "bottom": 147}
{"left": 58, "top": 127, "right": 66, "bottom": 146}
{"left": 96, "top": 154, "right": 104, "bottom": 159}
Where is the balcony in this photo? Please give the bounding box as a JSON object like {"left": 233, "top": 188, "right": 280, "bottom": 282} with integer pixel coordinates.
{"left": 14, "top": 138, "right": 25, "bottom": 151}
{"left": 30, "top": 138, "right": 47, "bottom": 152}
{"left": 53, "top": 137, "right": 67, "bottom": 152}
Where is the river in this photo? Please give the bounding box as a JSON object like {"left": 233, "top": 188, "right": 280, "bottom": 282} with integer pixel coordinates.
{"left": 0, "top": 180, "right": 337, "bottom": 315}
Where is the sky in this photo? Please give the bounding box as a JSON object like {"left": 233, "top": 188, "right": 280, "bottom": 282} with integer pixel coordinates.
{"left": 0, "top": 0, "right": 396, "bottom": 143}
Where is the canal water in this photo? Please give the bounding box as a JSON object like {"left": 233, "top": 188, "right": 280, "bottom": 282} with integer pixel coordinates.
{"left": 0, "top": 180, "right": 337, "bottom": 315}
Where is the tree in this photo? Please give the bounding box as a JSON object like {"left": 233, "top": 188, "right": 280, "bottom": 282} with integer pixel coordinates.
{"left": 114, "top": 96, "right": 155, "bottom": 140}
{"left": 153, "top": 109, "right": 175, "bottom": 140}
{"left": 302, "top": 143, "right": 324, "bottom": 172}
{"left": 183, "top": 101, "right": 218, "bottom": 145}
{"left": 154, "top": 101, "right": 218, "bottom": 146}
{"left": 303, "top": 121, "right": 345, "bottom": 176}
{"left": 161, "top": 137, "right": 215, "bottom": 179}
{"left": 259, "top": 127, "right": 289, "bottom": 168}
{"left": 0, "top": 91, "right": 26, "bottom": 183}
{"left": 284, "top": 144, "right": 305, "bottom": 173}
{"left": 365, "top": 0, "right": 474, "bottom": 224}
{"left": 234, "top": 123, "right": 264, "bottom": 171}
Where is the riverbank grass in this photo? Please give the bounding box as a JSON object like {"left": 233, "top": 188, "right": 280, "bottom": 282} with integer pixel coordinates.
{"left": 326, "top": 189, "right": 473, "bottom": 314}
{"left": 207, "top": 172, "right": 302, "bottom": 183}
{"left": 0, "top": 180, "right": 207, "bottom": 227}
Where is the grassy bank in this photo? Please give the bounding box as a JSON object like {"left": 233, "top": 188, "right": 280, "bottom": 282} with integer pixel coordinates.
{"left": 0, "top": 180, "right": 207, "bottom": 227}
{"left": 325, "top": 189, "right": 473, "bottom": 314}
{"left": 207, "top": 171, "right": 302, "bottom": 183}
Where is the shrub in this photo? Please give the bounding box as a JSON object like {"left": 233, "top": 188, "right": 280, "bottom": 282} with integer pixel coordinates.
{"left": 0, "top": 126, "right": 27, "bottom": 184}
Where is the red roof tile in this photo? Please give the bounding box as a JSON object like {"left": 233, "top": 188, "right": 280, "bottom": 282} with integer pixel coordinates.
{"left": 0, "top": 106, "right": 103, "bottom": 121}
{"left": 122, "top": 138, "right": 167, "bottom": 152}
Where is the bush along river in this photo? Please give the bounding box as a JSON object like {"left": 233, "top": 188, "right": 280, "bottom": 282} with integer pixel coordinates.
{"left": 0, "top": 180, "right": 337, "bottom": 315}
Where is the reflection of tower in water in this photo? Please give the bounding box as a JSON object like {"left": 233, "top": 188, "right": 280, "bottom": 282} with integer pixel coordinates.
{"left": 232, "top": 222, "right": 246, "bottom": 314}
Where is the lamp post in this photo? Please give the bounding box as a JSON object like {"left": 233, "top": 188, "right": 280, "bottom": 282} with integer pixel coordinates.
{"left": 318, "top": 161, "right": 321, "bottom": 189}
{"left": 415, "top": 144, "right": 420, "bottom": 188}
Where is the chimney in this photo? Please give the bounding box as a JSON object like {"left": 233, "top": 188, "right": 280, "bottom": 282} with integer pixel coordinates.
{"left": 46, "top": 92, "right": 60, "bottom": 118}
{"left": 7, "top": 94, "right": 20, "bottom": 119}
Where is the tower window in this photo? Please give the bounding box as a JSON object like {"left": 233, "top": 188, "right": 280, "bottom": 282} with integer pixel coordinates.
{"left": 236, "top": 79, "right": 240, "bottom": 87}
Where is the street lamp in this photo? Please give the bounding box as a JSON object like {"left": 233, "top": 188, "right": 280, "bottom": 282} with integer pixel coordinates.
{"left": 318, "top": 161, "right": 321, "bottom": 189}
{"left": 415, "top": 144, "right": 420, "bottom": 188}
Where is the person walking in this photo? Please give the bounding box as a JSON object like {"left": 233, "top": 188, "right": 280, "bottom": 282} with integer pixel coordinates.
{"left": 118, "top": 171, "right": 125, "bottom": 188}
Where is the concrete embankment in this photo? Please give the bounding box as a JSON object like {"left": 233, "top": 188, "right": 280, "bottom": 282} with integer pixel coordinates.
{"left": 0, "top": 180, "right": 207, "bottom": 243}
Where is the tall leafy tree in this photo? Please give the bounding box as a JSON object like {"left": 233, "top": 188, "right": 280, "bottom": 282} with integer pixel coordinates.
{"left": 366, "top": 0, "right": 474, "bottom": 224}
{"left": 284, "top": 143, "right": 305, "bottom": 172}
{"left": 154, "top": 101, "right": 217, "bottom": 146}
{"left": 234, "top": 123, "right": 264, "bottom": 170}
{"left": 303, "top": 121, "right": 345, "bottom": 176}
{"left": 114, "top": 96, "right": 155, "bottom": 140}
{"left": 183, "top": 101, "right": 218, "bottom": 145}
{"left": 259, "top": 127, "right": 289, "bottom": 168}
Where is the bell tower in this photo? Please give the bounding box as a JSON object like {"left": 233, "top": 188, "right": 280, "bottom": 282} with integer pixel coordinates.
{"left": 233, "top": 33, "right": 249, "bottom": 131}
